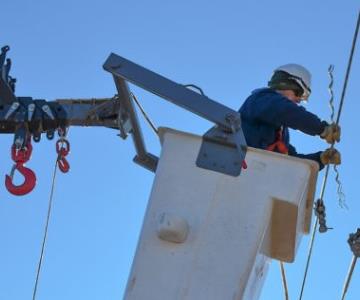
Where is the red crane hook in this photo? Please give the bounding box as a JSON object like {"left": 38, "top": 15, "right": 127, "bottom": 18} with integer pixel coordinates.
{"left": 5, "top": 140, "right": 37, "bottom": 196}
{"left": 5, "top": 163, "right": 37, "bottom": 196}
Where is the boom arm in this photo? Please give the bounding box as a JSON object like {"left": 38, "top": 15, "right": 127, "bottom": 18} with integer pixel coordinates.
{"left": 0, "top": 46, "right": 247, "bottom": 176}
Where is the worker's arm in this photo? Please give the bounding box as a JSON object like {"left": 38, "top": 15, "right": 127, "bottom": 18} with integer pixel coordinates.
{"left": 288, "top": 144, "right": 325, "bottom": 170}
{"left": 249, "top": 91, "right": 327, "bottom": 136}
{"left": 240, "top": 89, "right": 341, "bottom": 144}
{"left": 288, "top": 144, "right": 341, "bottom": 170}
{"left": 267, "top": 98, "right": 341, "bottom": 143}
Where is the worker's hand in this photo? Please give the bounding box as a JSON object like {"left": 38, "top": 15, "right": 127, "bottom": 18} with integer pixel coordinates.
{"left": 320, "top": 148, "right": 341, "bottom": 165}
{"left": 320, "top": 123, "right": 341, "bottom": 144}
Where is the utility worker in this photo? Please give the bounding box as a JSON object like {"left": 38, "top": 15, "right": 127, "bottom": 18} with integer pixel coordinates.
{"left": 239, "top": 64, "right": 341, "bottom": 170}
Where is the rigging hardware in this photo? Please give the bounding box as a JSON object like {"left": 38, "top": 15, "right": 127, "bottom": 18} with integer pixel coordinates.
{"left": 314, "top": 199, "right": 333, "bottom": 233}
{"left": 56, "top": 137, "right": 70, "bottom": 173}
{"left": 5, "top": 137, "right": 36, "bottom": 195}
{"left": 0, "top": 46, "right": 247, "bottom": 195}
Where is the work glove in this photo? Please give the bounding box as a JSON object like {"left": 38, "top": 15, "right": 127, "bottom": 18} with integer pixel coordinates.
{"left": 320, "top": 123, "right": 341, "bottom": 144}
{"left": 320, "top": 148, "right": 341, "bottom": 165}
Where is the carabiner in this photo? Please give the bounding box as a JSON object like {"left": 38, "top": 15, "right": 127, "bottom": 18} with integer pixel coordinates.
{"left": 5, "top": 163, "right": 37, "bottom": 196}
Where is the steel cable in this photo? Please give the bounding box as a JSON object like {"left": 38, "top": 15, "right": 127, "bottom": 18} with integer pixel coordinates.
{"left": 32, "top": 153, "right": 60, "bottom": 300}
{"left": 32, "top": 132, "right": 69, "bottom": 300}
{"left": 298, "top": 11, "right": 360, "bottom": 300}
{"left": 130, "top": 92, "right": 158, "bottom": 135}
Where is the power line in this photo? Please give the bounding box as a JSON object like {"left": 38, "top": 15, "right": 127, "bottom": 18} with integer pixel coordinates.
{"left": 298, "top": 11, "right": 360, "bottom": 300}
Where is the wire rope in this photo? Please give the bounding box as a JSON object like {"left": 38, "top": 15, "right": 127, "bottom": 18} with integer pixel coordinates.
{"left": 32, "top": 132, "right": 69, "bottom": 299}
{"left": 130, "top": 92, "right": 159, "bottom": 135}
{"left": 32, "top": 154, "right": 60, "bottom": 300}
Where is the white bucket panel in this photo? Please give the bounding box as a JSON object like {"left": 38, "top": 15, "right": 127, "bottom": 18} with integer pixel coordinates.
{"left": 124, "top": 128, "right": 318, "bottom": 300}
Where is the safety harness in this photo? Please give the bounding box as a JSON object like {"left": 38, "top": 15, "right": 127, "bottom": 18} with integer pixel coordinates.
{"left": 266, "top": 127, "right": 289, "bottom": 154}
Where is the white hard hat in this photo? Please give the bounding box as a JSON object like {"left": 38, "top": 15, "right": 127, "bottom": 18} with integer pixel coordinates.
{"left": 274, "top": 64, "right": 312, "bottom": 100}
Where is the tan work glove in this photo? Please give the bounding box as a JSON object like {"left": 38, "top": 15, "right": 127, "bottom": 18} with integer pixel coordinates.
{"left": 320, "top": 148, "right": 341, "bottom": 165}
{"left": 320, "top": 123, "right": 341, "bottom": 144}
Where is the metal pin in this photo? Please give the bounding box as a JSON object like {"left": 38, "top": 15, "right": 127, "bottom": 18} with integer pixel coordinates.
{"left": 5, "top": 102, "right": 20, "bottom": 119}
{"left": 28, "top": 103, "right": 35, "bottom": 121}
{"left": 42, "top": 104, "right": 55, "bottom": 120}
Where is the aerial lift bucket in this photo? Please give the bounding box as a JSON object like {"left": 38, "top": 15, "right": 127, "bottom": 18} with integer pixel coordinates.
{"left": 123, "top": 127, "right": 318, "bottom": 300}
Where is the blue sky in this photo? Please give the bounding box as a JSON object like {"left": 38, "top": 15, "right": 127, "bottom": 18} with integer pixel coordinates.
{"left": 0, "top": 1, "right": 359, "bottom": 299}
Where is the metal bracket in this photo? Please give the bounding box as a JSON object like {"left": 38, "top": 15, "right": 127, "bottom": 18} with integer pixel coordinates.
{"left": 196, "top": 126, "right": 246, "bottom": 176}
{"left": 103, "top": 53, "right": 247, "bottom": 176}
{"left": 111, "top": 75, "right": 158, "bottom": 172}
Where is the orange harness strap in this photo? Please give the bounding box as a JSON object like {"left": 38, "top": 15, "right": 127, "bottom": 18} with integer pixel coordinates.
{"left": 266, "top": 127, "right": 289, "bottom": 154}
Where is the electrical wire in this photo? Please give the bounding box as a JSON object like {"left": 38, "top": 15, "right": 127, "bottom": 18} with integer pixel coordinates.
{"left": 298, "top": 11, "right": 360, "bottom": 300}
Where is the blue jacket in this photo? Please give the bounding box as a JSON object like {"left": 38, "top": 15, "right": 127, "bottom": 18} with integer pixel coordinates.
{"left": 239, "top": 88, "right": 327, "bottom": 169}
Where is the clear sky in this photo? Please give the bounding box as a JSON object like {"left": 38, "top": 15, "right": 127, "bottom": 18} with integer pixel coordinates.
{"left": 0, "top": 1, "right": 359, "bottom": 299}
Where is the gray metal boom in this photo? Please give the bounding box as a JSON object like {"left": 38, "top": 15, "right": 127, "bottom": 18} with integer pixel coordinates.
{"left": 0, "top": 46, "right": 247, "bottom": 176}
{"left": 103, "top": 53, "right": 247, "bottom": 176}
{"left": 103, "top": 53, "right": 241, "bottom": 131}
